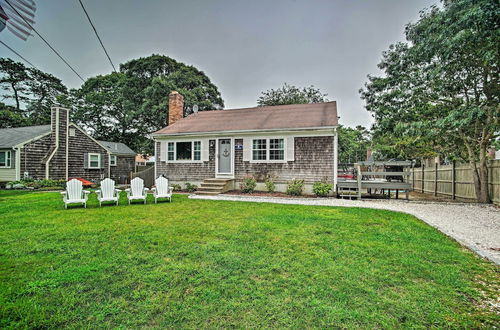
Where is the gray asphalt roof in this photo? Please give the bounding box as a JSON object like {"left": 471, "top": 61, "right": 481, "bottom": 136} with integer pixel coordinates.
{"left": 0, "top": 125, "right": 135, "bottom": 155}
{"left": 0, "top": 125, "right": 51, "bottom": 148}
{"left": 154, "top": 101, "right": 338, "bottom": 135}
{"left": 98, "top": 140, "right": 136, "bottom": 155}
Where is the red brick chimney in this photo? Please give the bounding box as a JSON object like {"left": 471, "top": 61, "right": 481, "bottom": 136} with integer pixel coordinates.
{"left": 168, "top": 91, "right": 184, "bottom": 126}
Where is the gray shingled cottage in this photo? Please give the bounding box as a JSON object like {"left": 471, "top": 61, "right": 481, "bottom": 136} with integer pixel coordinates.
{"left": 152, "top": 91, "right": 339, "bottom": 194}
{"left": 0, "top": 107, "right": 136, "bottom": 184}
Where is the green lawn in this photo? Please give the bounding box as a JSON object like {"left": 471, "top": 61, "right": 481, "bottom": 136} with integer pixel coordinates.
{"left": 0, "top": 191, "right": 498, "bottom": 328}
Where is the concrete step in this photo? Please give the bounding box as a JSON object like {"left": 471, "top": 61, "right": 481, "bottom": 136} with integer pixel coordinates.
{"left": 197, "top": 187, "right": 224, "bottom": 192}
{"left": 195, "top": 190, "right": 222, "bottom": 195}
{"left": 204, "top": 178, "right": 232, "bottom": 183}
{"left": 200, "top": 182, "right": 227, "bottom": 188}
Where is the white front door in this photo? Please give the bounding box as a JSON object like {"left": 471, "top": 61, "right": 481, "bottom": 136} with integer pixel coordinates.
{"left": 217, "top": 139, "right": 232, "bottom": 175}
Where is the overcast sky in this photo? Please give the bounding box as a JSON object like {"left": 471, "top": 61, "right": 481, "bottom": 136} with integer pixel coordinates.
{"left": 0, "top": 0, "right": 437, "bottom": 128}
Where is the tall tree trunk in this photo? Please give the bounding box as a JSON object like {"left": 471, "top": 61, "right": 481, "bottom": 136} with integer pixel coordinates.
{"left": 11, "top": 83, "right": 20, "bottom": 111}
{"left": 464, "top": 139, "right": 490, "bottom": 203}
{"left": 478, "top": 143, "right": 490, "bottom": 203}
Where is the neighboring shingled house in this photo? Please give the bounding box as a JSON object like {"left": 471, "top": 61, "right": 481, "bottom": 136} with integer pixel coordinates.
{"left": 0, "top": 107, "right": 136, "bottom": 184}
{"left": 152, "top": 91, "right": 339, "bottom": 194}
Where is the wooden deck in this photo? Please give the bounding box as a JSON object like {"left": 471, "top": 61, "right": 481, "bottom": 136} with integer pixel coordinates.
{"left": 336, "top": 161, "right": 413, "bottom": 200}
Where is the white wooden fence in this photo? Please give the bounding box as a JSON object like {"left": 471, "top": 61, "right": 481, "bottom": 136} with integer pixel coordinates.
{"left": 409, "top": 160, "right": 500, "bottom": 205}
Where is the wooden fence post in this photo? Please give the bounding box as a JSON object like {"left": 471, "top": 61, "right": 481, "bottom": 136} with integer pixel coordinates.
{"left": 421, "top": 163, "right": 425, "bottom": 193}
{"left": 434, "top": 162, "right": 438, "bottom": 196}
{"left": 357, "top": 164, "right": 362, "bottom": 200}
{"left": 452, "top": 160, "right": 456, "bottom": 200}
{"left": 412, "top": 164, "right": 415, "bottom": 191}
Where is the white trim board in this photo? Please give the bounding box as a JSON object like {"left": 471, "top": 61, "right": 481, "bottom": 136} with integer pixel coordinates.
{"left": 153, "top": 127, "right": 337, "bottom": 140}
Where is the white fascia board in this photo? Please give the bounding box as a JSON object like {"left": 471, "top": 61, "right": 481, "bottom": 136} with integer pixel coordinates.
{"left": 152, "top": 126, "right": 338, "bottom": 140}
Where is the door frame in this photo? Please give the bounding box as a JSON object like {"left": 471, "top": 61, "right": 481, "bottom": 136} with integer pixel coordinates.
{"left": 215, "top": 137, "right": 234, "bottom": 178}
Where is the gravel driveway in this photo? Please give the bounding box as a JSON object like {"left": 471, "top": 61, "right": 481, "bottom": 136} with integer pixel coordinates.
{"left": 190, "top": 194, "right": 500, "bottom": 265}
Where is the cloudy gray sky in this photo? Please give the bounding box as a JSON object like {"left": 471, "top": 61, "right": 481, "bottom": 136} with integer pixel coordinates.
{"left": 1, "top": 0, "right": 437, "bottom": 128}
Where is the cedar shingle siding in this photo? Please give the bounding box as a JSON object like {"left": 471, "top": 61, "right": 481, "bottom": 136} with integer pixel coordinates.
{"left": 155, "top": 136, "right": 334, "bottom": 184}
{"left": 2, "top": 107, "right": 135, "bottom": 183}
{"left": 155, "top": 141, "right": 216, "bottom": 181}
{"left": 235, "top": 137, "right": 334, "bottom": 183}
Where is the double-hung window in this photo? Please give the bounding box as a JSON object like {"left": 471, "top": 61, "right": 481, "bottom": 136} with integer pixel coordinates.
{"left": 167, "top": 141, "right": 202, "bottom": 162}
{"left": 0, "top": 151, "right": 11, "bottom": 168}
{"left": 88, "top": 153, "right": 101, "bottom": 169}
{"left": 252, "top": 139, "right": 267, "bottom": 161}
{"left": 193, "top": 141, "right": 201, "bottom": 161}
{"left": 110, "top": 155, "right": 117, "bottom": 166}
{"left": 167, "top": 142, "right": 175, "bottom": 161}
{"left": 269, "top": 139, "right": 285, "bottom": 160}
{"left": 252, "top": 138, "right": 285, "bottom": 162}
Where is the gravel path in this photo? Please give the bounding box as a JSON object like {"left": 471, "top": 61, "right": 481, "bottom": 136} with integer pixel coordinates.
{"left": 190, "top": 194, "right": 500, "bottom": 265}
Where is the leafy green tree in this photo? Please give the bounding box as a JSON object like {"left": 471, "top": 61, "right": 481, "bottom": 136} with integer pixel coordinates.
{"left": 25, "top": 68, "right": 68, "bottom": 125}
{"left": 70, "top": 55, "right": 224, "bottom": 154}
{"left": 257, "top": 83, "right": 328, "bottom": 106}
{"left": 338, "top": 125, "right": 370, "bottom": 163}
{"left": 360, "top": 0, "right": 499, "bottom": 203}
{"left": 0, "top": 58, "right": 30, "bottom": 111}
{"left": 0, "top": 102, "right": 26, "bottom": 128}
{"left": 0, "top": 58, "right": 67, "bottom": 126}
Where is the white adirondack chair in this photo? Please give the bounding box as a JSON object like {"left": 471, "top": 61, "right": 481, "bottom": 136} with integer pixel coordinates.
{"left": 60, "top": 179, "right": 90, "bottom": 209}
{"left": 95, "top": 178, "right": 121, "bottom": 206}
{"left": 126, "top": 177, "right": 148, "bottom": 204}
{"left": 151, "top": 176, "right": 173, "bottom": 203}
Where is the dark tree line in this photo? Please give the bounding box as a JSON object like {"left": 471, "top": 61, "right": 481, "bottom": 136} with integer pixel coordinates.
{"left": 0, "top": 55, "right": 224, "bottom": 155}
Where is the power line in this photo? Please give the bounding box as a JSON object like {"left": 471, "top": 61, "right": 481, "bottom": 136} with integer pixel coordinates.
{"left": 78, "top": 0, "right": 116, "bottom": 72}
{"left": 0, "top": 39, "right": 35, "bottom": 67}
{"left": 4, "top": 0, "right": 85, "bottom": 82}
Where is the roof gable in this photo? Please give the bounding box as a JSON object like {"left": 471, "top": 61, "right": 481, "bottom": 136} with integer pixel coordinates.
{"left": 98, "top": 140, "right": 136, "bottom": 155}
{"left": 153, "top": 101, "right": 338, "bottom": 136}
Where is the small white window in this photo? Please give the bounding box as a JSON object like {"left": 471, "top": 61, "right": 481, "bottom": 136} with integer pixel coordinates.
{"left": 167, "top": 142, "right": 175, "bottom": 161}
{"left": 110, "top": 155, "right": 117, "bottom": 166}
{"left": 269, "top": 139, "right": 285, "bottom": 160}
{"left": 0, "top": 151, "right": 11, "bottom": 168}
{"left": 251, "top": 138, "right": 285, "bottom": 162}
{"left": 252, "top": 139, "right": 267, "bottom": 161}
{"left": 88, "top": 153, "right": 101, "bottom": 169}
{"left": 193, "top": 141, "right": 201, "bottom": 161}
{"left": 167, "top": 141, "right": 202, "bottom": 162}
{"left": 69, "top": 127, "right": 76, "bottom": 137}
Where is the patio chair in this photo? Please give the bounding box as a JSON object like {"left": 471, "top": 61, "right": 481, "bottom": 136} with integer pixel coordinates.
{"left": 95, "top": 178, "right": 121, "bottom": 207}
{"left": 151, "top": 176, "right": 173, "bottom": 203}
{"left": 126, "top": 177, "right": 148, "bottom": 204}
{"left": 61, "top": 178, "right": 90, "bottom": 209}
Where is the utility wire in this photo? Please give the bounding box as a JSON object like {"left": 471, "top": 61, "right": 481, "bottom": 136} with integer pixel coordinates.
{"left": 78, "top": 0, "right": 116, "bottom": 72}
{"left": 0, "top": 39, "right": 35, "bottom": 67}
{"left": 4, "top": 0, "right": 85, "bottom": 82}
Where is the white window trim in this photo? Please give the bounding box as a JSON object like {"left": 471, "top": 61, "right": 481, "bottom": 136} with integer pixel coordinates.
{"left": 0, "top": 150, "right": 12, "bottom": 168}
{"left": 110, "top": 155, "right": 117, "bottom": 166}
{"left": 166, "top": 140, "right": 203, "bottom": 163}
{"left": 88, "top": 153, "right": 101, "bottom": 169}
{"left": 250, "top": 137, "right": 286, "bottom": 163}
